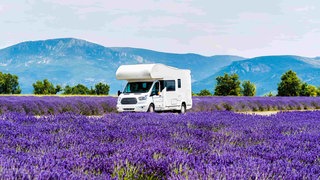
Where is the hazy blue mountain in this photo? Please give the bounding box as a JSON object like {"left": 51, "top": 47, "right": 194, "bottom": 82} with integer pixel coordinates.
{"left": 193, "top": 56, "right": 320, "bottom": 95}
{"left": 1, "top": 38, "right": 319, "bottom": 95}
{"left": 0, "top": 38, "right": 244, "bottom": 94}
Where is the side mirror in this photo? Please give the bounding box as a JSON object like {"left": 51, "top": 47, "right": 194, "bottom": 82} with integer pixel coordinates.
{"left": 117, "top": 90, "right": 122, "bottom": 96}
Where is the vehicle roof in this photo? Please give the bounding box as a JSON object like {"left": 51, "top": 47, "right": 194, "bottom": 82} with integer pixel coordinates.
{"left": 116, "top": 64, "right": 189, "bottom": 80}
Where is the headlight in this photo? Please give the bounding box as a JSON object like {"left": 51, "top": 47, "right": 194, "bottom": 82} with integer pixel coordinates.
{"left": 117, "top": 97, "right": 121, "bottom": 103}
{"left": 138, "top": 95, "right": 148, "bottom": 101}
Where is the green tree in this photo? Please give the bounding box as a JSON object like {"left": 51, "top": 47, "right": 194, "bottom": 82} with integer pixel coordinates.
{"left": 63, "top": 84, "right": 90, "bottom": 95}
{"left": 33, "top": 79, "right": 61, "bottom": 95}
{"left": 94, "top": 82, "right": 110, "bottom": 95}
{"left": 307, "top": 85, "right": 318, "bottom": 97}
{"left": 71, "top": 84, "right": 90, "bottom": 95}
{"left": 300, "top": 83, "right": 317, "bottom": 96}
{"left": 300, "top": 83, "right": 309, "bottom": 96}
{"left": 214, "top": 73, "right": 241, "bottom": 96}
{"left": 63, "top": 83, "right": 110, "bottom": 95}
{"left": 241, "top": 80, "right": 256, "bottom": 96}
{"left": 197, "top": 89, "right": 212, "bottom": 96}
{"left": 0, "top": 72, "right": 21, "bottom": 94}
{"left": 63, "top": 85, "right": 73, "bottom": 95}
{"left": 277, "top": 70, "right": 302, "bottom": 96}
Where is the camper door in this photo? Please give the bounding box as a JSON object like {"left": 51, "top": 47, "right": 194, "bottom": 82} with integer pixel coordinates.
{"left": 151, "top": 81, "right": 164, "bottom": 110}
{"left": 163, "top": 80, "right": 179, "bottom": 107}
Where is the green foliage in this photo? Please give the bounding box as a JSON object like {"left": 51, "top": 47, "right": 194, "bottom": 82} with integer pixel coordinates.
{"left": 63, "top": 84, "right": 90, "bottom": 95}
{"left": 197, "top": 89, "right": 212, "bottom": 96}
{"left": 300, "top": 83, "right": 317, "bottom": 96}
{"left": 0, "top": 72, "right": 21, "bottom": 94}
{"left": 73, "top": 84, "right": 91, "bottom": 95}
{"left": 214, "top": 73, "right": 241, "bottom": 96}
{"left": 242, "top": 80, "right": 256, "bottom": 96}
{"left": 277, "top": 70, "right": 319, "bottom": 97}
{"left": 33, "top": 79, "right": 61, "bottom": 95}
{"left": 308, "top": 85, "right": 318, "bottom": 97}
{"left": 299, "top": 82, "right": 308, "bottom": 96}
{"left": 63, "top": 83, "right": 110, "bottom": 95}
{"left": 277, "top": 70, "right": 302, "bottom": 96}
{"left": 63, "top": 85, "right": 73, "bottom": 95}
{"left": 94, "top": 82, "right": 110, "bottom": 95}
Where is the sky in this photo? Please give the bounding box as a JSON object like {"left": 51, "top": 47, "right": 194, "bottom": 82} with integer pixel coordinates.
{"left": 1, "top": 0, "right": 320, "bottom": 58}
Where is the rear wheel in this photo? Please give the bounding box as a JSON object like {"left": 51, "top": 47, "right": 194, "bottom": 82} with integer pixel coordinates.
{"left": 147, "top": 104, "right": 155, "bottom": 113}
{"left": 179, "top": 103, "right": 186, "bottom": 114}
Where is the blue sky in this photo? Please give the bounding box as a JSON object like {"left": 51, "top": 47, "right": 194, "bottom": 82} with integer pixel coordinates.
{"left": 1, "top": 0, "right": 320, "bottom": 57}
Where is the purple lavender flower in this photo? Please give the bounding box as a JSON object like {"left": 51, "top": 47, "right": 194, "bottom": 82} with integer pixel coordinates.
{"left": 0, "top": 111, "right": 319, "bottom": 179}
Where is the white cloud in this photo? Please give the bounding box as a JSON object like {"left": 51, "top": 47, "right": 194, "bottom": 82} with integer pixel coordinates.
{"left": 294, "top": 5, "right": 315, "bottom": 12}
{"left": 43, "top": 0, "right": 204, "bottom": 16}
{"left": 142, "top": 16, "right": 186, "bottom": 28}
{"left": 0, "top": 0, "right": 320, "bottom": 57}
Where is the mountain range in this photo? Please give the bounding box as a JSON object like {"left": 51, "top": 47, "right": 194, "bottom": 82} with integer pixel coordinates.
{"left": 0, "top": 38, "right": 319, "bottom": 95}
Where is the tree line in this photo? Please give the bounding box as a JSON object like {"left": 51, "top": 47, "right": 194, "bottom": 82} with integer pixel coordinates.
{"left": 32, "top": 79, "right": 110, "bottom": 95}
{"left": 0, "top": 70, "right": 318, "bottom": 96}
{"left": 0, "top": 72, "right": 109, "bottom": 95}
{"left": 196, "top": 70, "right": 320, "bottom": 97}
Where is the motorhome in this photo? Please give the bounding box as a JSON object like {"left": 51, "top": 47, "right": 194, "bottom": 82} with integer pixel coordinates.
{"left": 116, "top": 64, "right": 192, "bottom": 113}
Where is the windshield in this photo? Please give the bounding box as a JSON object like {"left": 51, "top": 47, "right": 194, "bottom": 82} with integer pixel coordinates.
{"left": 123, "top": 82, "right": 153, "bottom": 93}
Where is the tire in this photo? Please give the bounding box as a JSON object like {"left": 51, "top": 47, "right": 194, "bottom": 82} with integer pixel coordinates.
{"left": 179, "top": 103, "right": 186, "bottom": 114}
{"left": 147, "top": 104, "right": 155, "bottom": 113}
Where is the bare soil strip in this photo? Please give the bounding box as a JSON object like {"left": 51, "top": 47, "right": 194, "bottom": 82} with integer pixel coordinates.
{"left": 239, "top": 109, "right": 319, "bottom": 116}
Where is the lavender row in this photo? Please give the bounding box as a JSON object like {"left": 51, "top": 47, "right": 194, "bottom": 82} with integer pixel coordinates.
{"left": 1, "top": 111, "right": 319, "bottom": 179}
{"left": 0, "top": 96, "right": 117, "bottom": 115}
{"left": 1, "top": 96, "right": 320, "bottom": 115}
{"left": 191, "top": 96, "right": 320, "bottom": 112}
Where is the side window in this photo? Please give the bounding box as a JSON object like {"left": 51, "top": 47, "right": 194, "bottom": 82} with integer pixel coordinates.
{"left": 159, "top": 80, "right": 165, "bottom": 91}
{"left": 159, "top": 80, "right": 176, "bottom": 91}
{"left": 151, "top": 82, "right": 159, "bottom": 96}
{"left": 166, "top": 80, "right": 175, "bottom": 91}
{"left": 178, "top": 79, "right": 181, "bottom": 88}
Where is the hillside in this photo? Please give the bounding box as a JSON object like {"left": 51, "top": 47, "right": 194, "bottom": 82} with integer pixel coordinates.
{"left": 0, "top": 38, "right": 244, "bottom": 94}
{"left": 193, "top": 56, "right": 320, "bottom": 95}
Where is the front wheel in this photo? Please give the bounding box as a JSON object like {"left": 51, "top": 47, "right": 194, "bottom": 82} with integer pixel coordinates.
{"left": 147, "top": 104, "right": 155, "bottom": 113}
{"left": 179, "top": 103, "right": 186, "bottom": 114}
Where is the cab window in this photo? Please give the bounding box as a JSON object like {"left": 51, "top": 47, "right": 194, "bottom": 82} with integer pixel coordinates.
{"left": 151, "top": 82, "right": 160, "bottom": 96}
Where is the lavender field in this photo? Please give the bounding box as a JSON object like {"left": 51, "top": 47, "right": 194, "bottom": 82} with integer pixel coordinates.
{"left": 0, "top": 96, "right": 117, "bottom": 115}
{"left": 0, "top": 96, "right": 320, "bottom": 179}
{"left": 192, "top": 96, "right": 320, "bottom": 112}
{"left": 1, "top": 111, "right": 319, "bottom": 179}
{"left": 1, "top": 96, "right": 320, "bottom": 115}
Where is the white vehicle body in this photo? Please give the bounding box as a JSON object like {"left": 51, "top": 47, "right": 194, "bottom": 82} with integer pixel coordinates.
{"left": 116, "top": 64, "right": 192, "bottom": 113}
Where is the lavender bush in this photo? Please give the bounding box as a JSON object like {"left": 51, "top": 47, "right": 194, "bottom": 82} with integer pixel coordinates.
{"left": 1, "top": 96, "right": 320, "bottom": 115}
{"left": 191, "top": 96, "right": 320, "bottom": 112}
{"left": 0, "top": 111, "right": 319, "bottom": 179}
{"left": 0, "top": 96, "right": 117, "bottom": 115}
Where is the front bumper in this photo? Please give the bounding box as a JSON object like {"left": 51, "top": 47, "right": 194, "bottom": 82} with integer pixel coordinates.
{"left": 117, "top": 104, "right": 149, "bottom": 112}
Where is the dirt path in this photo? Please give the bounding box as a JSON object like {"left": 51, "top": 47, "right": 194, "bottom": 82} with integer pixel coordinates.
{"left": 238, "top": 109, "right": 319, "bottom": 116}
{"left": 238, "top": 111, "right": 279, "bottom": 116}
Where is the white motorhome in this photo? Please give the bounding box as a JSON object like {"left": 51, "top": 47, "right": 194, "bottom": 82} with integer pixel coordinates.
{"left": 116, "top": 64, "right": 192, "bottom": 113}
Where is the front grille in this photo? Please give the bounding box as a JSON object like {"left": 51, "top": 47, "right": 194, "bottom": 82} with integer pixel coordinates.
{"left": 121, "top": 98, "right": 137, "bottom": 104}
{"left": 123, "top": 108, "right": 135, "bottom": 111}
